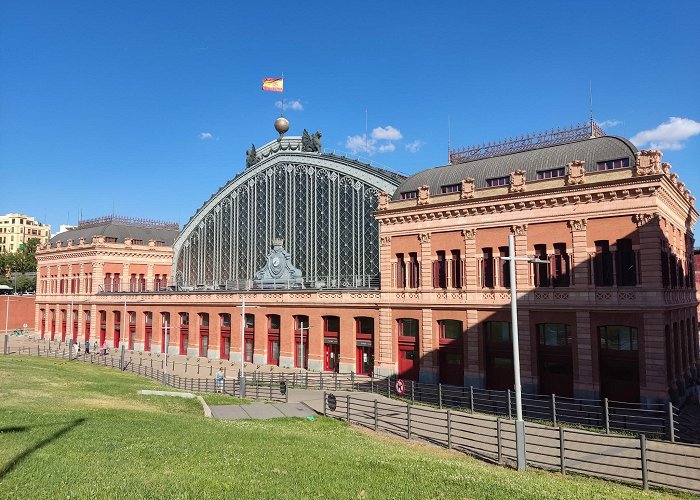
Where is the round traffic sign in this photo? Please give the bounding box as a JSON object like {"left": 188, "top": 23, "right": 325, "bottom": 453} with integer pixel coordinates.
{"left": 327, "top": 393, "right": 337, "bottom": 412}
{"left": 395, "top": 379, "right": 406, "bottom": 395}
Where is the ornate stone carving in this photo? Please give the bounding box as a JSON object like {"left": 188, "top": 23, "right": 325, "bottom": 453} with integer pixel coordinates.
{"left": 509, "top": 170, "right": 526, "bottom": 193}
{"left": 78, "top": 237, "right": 85, "bottom": 245}
{"left": 634, "top": 149, "right": 662, "bottom": 176}
{"left": 670, "top": 173, "right": 679, "bottom": 185}
{"left": 565, "top": 160, "right": 586, "bottom": 185}
{"left": 301, "top": 129, "right": 323, "bottom": 152}
{"left": 380, "top": 235, "right": 392, "bottom": 246}
{"left": 632, "top": 213, "right": 658, "bottom": 227}
{"left": 461, "top": 178, "right": 475, "bottom": 199}
{"left": 567, "top": 219, "right": 587, "bottom": 232}
{"left": 662, "top": 162, "right": 672, "bottom": 176}
{"left": 418, "top": 185, "right": 430, "bottom": 205}
{"left": 511, "top": 224, "right": 528, "bottom": 236}
{"left": 377, "top": 191, "right": 389, "bottom": 211}
{"left": 461, "top": 228, "right": 476, "bottom": 240}
{"left": 245, "top": 144, "right": 259, "bottom": 169}
{"left": 419, "top": 233, "right": 431, "bottom": 244}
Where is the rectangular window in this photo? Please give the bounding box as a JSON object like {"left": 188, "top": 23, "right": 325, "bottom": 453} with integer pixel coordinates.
{"left": 398, "top": 318, "right": 419, "bottom": 337}
{"left": 534, "top": 244, "right": 549, "bottom": 287}
{"left": 485, "top": 176, "right": 510, "bottom": 187}
{"left": 599, "top": 325, "right": 638, "bottom": 351}
{"left": 594, "top": 240, "right": 614, "bottom": 286}
{"left": 180, "top": 312, "right": 189, "bottom": 326}
{"left": 268, "top": 314, "right": 280, "bottom": 331}
{"left": 408, "top": 252, "right": 420, "bottom": 288}
{"left": 245, "top": 313, "right": 255, "bottom": 329}
{"left": 537, "top": 323, "right": 571, "bottom": 346}
{"left": 200, "top": 313, "right": 209, "bottom": 327}
{"left": 499, "top": 246, "right": 510, "bottom": 288}
{"left": 396, "top": 253, "right": 406, "bottom": 288}
{"left": 451, "top": 250, "right": 462, "bottom": 288}
{"left": 596, "top": 158, "right": 630, "bottom": 171}
{"left": 221, "top": 313, "right": 231, "bottom": 327}
{"left": 433, "top": 251, "right": 447, "bottom": 289}
{"left": 104, "top": 237, "right": 118, "bottom": 243}
{"left": 482, "top": 248, "right": 494, "bottom": 288}
{"left": 552, "top": 243, "right": 570, "bottom": 287}
{"left": 485, "top": 321, "right": 511, "bottom": 343}
{"left": 439, "top": 320, "right": 462, "bottom": 340}
{"left": 440, "top": 183, "right": 462, "bottom": 194}
{"left": 324, "top": 316, "right": 340, "bottom": 333}
{"left": 536, "top": 167, "right": 565, "bottom": 179}
{"left": 616, "top": 238, "right": 637, "bottom": 286}
{"left": 400, "top": 191, "right": 418, "bottom": 199}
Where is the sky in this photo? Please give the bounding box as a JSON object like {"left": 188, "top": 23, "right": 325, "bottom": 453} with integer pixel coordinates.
{"left": 1, "top": 1, "right": 699, "bottom": 233}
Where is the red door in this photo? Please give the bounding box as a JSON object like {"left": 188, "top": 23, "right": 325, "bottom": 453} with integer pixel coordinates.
{"left": 439, "top": 349, "right": 463, "bottom": 386}
{"left": 356, "top": 345, "right": 373, "bottom": 375}
{"left": 220, "top": 334, "right": 230, "bottom": 360}
{"left": 72, "top": 317, "right": 78, "bottom": 342}
{"left": 324, "top": 343, "right": 339, "bottom": 372}
{"left": 268, "top": 337, "right": 280, "bottom": 365}
{"left": 180, "top": 333, "right": 189, "bottom": 355}
{"left": 398, "top": 347, "right": 419, "bottom": 381}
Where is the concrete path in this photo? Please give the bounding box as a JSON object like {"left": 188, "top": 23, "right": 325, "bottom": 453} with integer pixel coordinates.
{"left": 210, "top": 402, "right": 316, "bottom": 420}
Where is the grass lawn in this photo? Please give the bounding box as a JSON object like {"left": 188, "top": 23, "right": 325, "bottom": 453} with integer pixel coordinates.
{"left": 0, "top": 357, "right": 686, "bottom": 499}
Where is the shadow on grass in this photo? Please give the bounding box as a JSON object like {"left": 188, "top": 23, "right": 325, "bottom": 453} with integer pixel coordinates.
{"left": 0, "top": 417, "right": 86, "bottom": 480}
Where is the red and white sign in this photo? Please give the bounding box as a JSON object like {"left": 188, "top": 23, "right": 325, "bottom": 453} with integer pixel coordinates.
{"left": 395, "top": 378, "right": 406, "bottom": 395}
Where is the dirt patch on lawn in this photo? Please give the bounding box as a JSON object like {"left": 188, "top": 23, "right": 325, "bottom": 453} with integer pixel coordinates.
{"left": 77, "top": 397, "right": 162, "bottom": 412}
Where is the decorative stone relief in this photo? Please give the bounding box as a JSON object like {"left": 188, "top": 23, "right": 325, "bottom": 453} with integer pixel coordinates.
{"left": 511, "top": 224, "right": 528, "bottom": 236}
{"left": 380, "top": 235, "right": 392, "bottom": 246}
{"left": 461, "top": 178, "right": 475, "bottom": 199}
{"left": 418, "top": 185, "right": 430, "bottom": 205}
{"left": 632, "top": 213, "right": 658, "bottom": 227}
{"left": 377, "top": 191, "right": 389, "bottom": 211}
{"left": 78, "top": 237, "right": 85, "bottom": 245}
{"left": 565, "top": 160, "right": 586, "bottom": 185}
{"left": 419, "top": 233, "right": 431, "bottom": 244}
{"left": 509, "top": 170, "right": 526, "bottom": 193}
{"left": 662, "top": 162, "right": 672, "bottom": 176}
{"left": 567, "top": 219, "right": 587, "bottom": 232}
{"left": 634, "top": 149, "right": 663, "bottom": 176}
{"left": 461, "top": 228, "right": 476, "bottom": 240}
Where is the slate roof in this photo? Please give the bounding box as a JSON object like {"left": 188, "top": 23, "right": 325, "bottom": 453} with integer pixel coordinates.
{"left": 50, "top": 223, "right": 179, "bottom": 247}
{"left": 392, "top": 136, "right": 638, "bottom": 200}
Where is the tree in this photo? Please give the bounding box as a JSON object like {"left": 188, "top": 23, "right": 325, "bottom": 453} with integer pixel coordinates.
{"left": 15, "top": 275, "right": 36, "bottom": 294}
{"left": 0, "top": 237, "right": 39, "bottom": 275}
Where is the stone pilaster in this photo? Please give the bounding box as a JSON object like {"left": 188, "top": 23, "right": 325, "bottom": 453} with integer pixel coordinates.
{"left": 567, "top": 219, "right": 589, "bottom": 287}
{"left": 375, "top": 307, "right": 394, "bottom": 377}
{"left": 419, "top": 233, "right": 431, "bottom": 289}
{"left": 641, "top": 311, "right": 668, "bottom": 405}
{"left": 278, "top": 313, "right": 294, "bottom": 369}
{"left": 464, "top": 309, "right": 482, "bottom": 387}
{"left": 122, "top": 262, "right": 130, "bottom": 291}
{"left": 307, "top": 314, "right": 324, "bottom": 372}
{"left": 462, "top": 229, "right": 477, "bottom": 289}
{"left": 574, "top": 311, "right": 596, "bottom": 399}
{"left": 92, "top": 262, "right": 104, "bottom": 294}
{"left": 380, "top": 235, "right": 392, "bottom": 290}
{"left": 634, "top": 213, "right": 663, "bottom": 288}
{"left": 339, "top": 314, "right": 356, "bottom": 374}
{"left": 517, "top": 308, "right": 535, "bottom": 393}
{"left": 511, "top": 225, "right": 529, "bottom": 292}
{"left": 146, "top": 263, "right": 154, "bottom": 292}
{"left": 420, "top": 308, "right": 436, "bottom": 383}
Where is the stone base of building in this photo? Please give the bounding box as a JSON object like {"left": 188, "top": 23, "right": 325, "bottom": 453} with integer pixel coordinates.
{"left": 464, "top": 374, "right": 484, "bottom": 389}
{"left": 339, "top": 362, "right": 354, "bottom": 374}
{"left": 308, "top": 359, "right": 323, "bottom": 372}
{"left": 279, "top": 356, "right": 294, "bottom": 369}
{"left": 253, "top": 353, "right": 266, "bottom": 365}
{"left": 374, "top": 365, "right": 395, "bottom": 378}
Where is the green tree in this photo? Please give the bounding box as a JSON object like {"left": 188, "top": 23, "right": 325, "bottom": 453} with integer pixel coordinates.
{"left": 15, "top": 275, "right": 36, "bottom": 293}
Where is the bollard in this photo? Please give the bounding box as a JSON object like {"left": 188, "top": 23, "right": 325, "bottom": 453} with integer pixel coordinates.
{"left": 604, "top": 398, "right": 610, "bottom": 434}
{"left": 469, "top": 386, "right": 474, "bottom": 413}
{"left": 387, "top": 376, "right": 391, "bottom": 398}
{"left": 374, "top": 400, "right": 378, "bottom": 432}
{"left": 407, "top": 404, "right": 412, "bottom": 439}
{"left": 438, "top": 384, "right": 443, "bottom": 409}
{"left": 640, "top": 434, "right": 648, "bottom": 491}
{"left": 351, "top": 371, "right": 355, "bottom": 391}
{"left": 346, "top": 394, "right": 350, "bottom": 422}
{"left": 559, "top": 426, "right": 566, "bottom": 474}
{"left": 3, "top": 334, "right": 8, "bottom": 355}
{"left": 551, "top": 394, "right": 557, "bottom": 426}
{"left": 447, "top": 409, "right": 452, "bottom": 449}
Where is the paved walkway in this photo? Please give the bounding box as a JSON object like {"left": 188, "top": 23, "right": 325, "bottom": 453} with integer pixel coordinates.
{"left": 210, "top": 402, "right": 316, "bottom": 420}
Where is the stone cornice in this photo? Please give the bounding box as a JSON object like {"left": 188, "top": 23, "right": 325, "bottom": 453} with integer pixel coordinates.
{"left": 377, "top": 178, "right": 663, "bottom": 226}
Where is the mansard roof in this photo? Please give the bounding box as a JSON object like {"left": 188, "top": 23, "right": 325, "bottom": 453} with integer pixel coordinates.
{"left": 50, "top": 216, "right": 179, "bottom": 246}
{"left": 393, "top": 135, "right": 638, "bottom": 200}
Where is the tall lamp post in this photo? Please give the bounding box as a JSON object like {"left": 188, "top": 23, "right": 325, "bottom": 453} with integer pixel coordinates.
{"left": 501, "top": 233, "right": 549, "bottom": 472}
{"left": 238, "top": 299, "right": 260, "bottom": 398}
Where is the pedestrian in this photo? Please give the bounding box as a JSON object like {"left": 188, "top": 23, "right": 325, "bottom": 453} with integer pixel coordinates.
{"left": 84, "top": 340, "right": 90, "bottom": 354}
{"left": 215, "top": 367, "right": 224, "bottom": 393}
{"left": 93, "top": 341, "right": 98, "bottom": 354}
{"left": 101, "top": 341, "right": 108, "bottom": 356}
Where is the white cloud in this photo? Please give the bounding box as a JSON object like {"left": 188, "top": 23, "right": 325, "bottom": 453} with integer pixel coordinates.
{"left": 371, "top": 125, "right": 403, "bottom": 141}
{"left": 274, "top": 99, "right": 303, "bottom": 111}
{"left": 405, "top": 140, "right": 424, "bottom": 153}
{"left": 199, "top": 132, "right": 214, "bottom": 140}
{"left": 345, "top": 134, "right": 375, "bottom": 155}
{"left": 378, "top": 142, "right": 396, "bottom": 153}
{"left": 630, "top": 117, "right": 700, "bottom": 150}
{"left": 598, "top": 119, "right": 623, "bottom": 129}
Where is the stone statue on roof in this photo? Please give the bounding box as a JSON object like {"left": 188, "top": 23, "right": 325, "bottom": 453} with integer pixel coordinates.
{"left": 246, "top": 144, "right": 258, "bottom": 169}
{"left": 301, "top": 129, "right": 323, "bottom": 152}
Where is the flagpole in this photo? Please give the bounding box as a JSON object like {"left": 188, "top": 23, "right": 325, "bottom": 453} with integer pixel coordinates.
{"left": 281, "top": 71, "right": 285, "bottom": 117}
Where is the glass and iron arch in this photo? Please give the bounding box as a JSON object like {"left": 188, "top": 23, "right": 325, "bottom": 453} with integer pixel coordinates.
{"left": 173, "top": 136, "right": 404, "bottom": 289}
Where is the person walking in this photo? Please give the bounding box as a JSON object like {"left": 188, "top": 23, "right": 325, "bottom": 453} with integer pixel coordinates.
{"left": 215, "top": 368, "right": 224, "bottom": 393}
{"left": 84, "top": 340, "right": 90, "bottom": 354}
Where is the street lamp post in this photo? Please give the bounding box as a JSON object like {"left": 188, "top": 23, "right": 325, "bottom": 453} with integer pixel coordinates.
{"left": 500, "top": 233, "right": 549, "bottom": 472}
{"left": 240, "top": 298, "right": 246, "bottom": 398}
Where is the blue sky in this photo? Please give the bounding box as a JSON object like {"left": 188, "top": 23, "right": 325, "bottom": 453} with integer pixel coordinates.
{"left": 1, "top": 1, "right": 699, "bottom": 232}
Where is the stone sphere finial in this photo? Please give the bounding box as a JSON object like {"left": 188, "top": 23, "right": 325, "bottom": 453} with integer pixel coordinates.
{"left": 274, "top": 116, "right": 290, "bottom": 139}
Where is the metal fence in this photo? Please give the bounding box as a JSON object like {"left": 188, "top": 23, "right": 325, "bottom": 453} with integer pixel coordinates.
{"left": 4, "top": 337, "right": 682, "bottom": 441}
{"left": 322, "top": 392, "right": 700, "bottom": 495}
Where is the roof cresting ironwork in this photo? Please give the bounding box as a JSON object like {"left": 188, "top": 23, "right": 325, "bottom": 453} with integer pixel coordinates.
{"left": 78, "top": 215, "right": 179, "bottom": 230}
{"left": 448, "top": 120, "right": 606, "bottom": 164}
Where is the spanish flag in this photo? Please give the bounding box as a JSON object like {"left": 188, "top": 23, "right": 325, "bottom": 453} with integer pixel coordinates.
{"left": 262, "top": 77, "right": 284, "bottom": 93}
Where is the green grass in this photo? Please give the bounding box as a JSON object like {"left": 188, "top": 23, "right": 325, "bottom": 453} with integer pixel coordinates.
{"left": 196, "top": 392, "right": 249, "bottom": 406}
{"left": 0, "top": 357, "right": 686, "bottom": 499}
